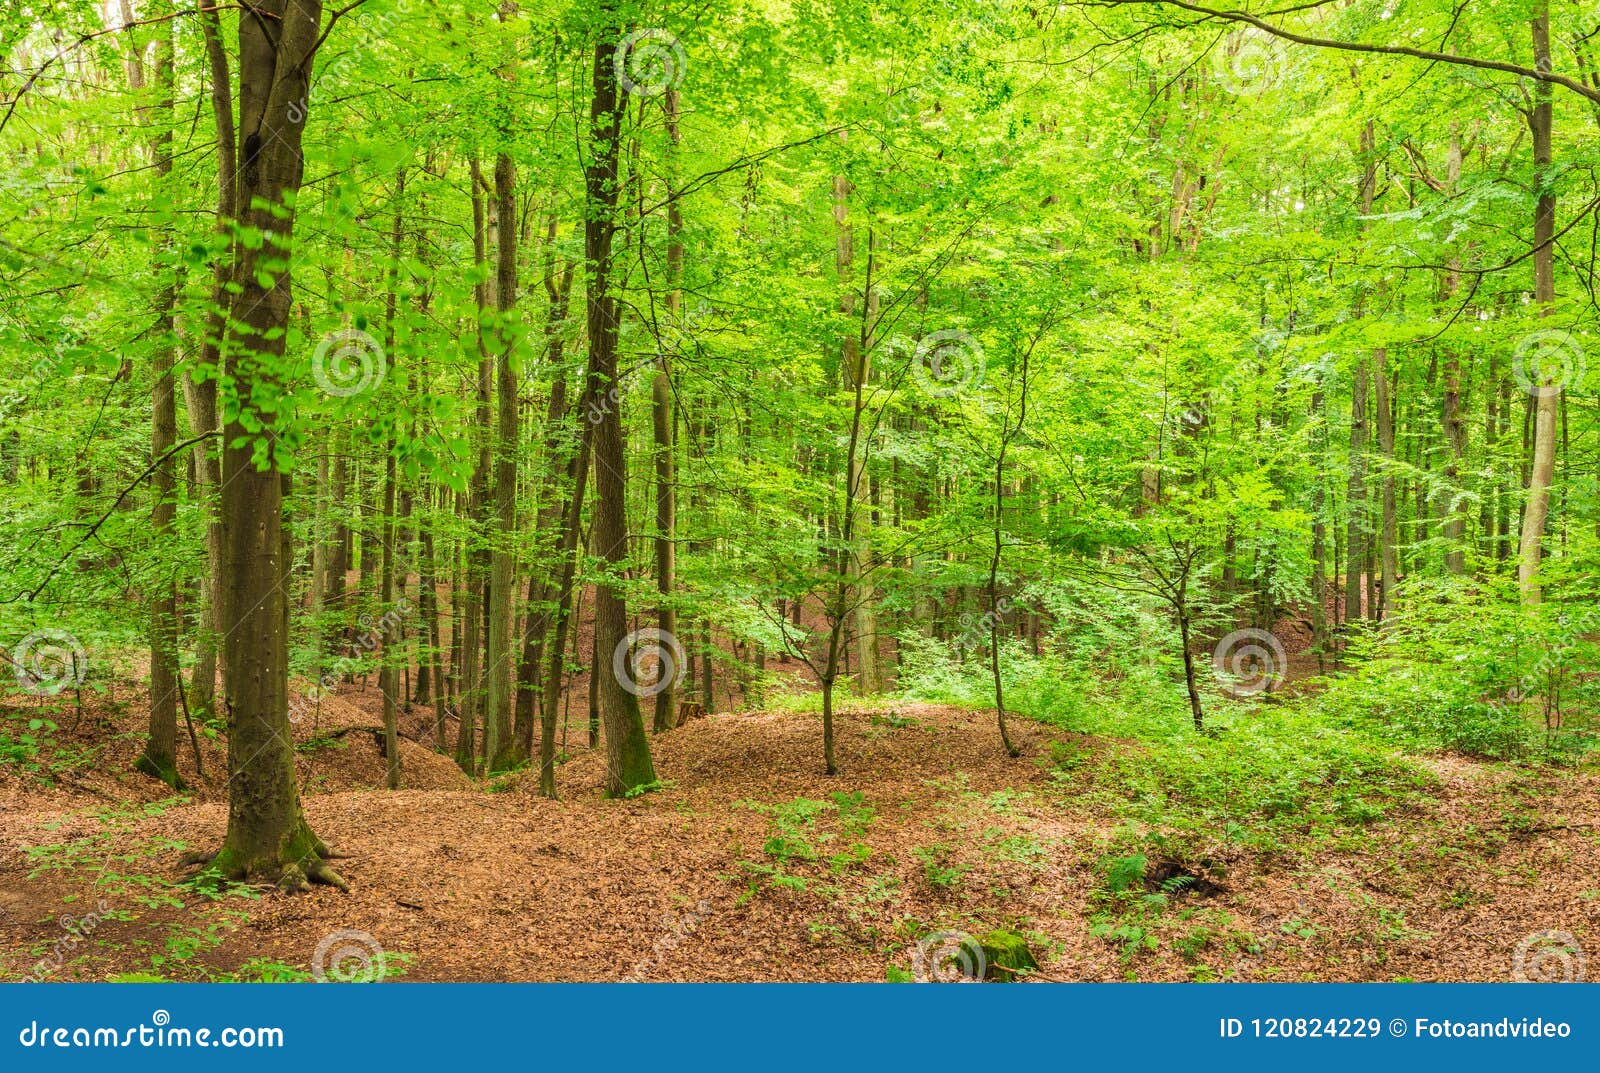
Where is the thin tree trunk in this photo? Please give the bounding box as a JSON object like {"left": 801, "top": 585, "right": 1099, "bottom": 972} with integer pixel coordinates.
{"left": 1519, "top": 2, "right": 1559, "bottom": 604}
{"left": 484, "top": 151, "right": 520, "bottom": 771}
{"left": 650, "top": 86, "right": 683, "bottom": 732}
{"left": 136, "top": 23, "right": 181, "bottom": 788}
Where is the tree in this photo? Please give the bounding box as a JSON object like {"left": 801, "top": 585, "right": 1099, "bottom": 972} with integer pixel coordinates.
{"left": 200, "top": 0, "right": 344, "bottom": 891}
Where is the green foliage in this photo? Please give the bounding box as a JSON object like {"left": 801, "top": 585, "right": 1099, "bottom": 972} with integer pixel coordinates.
{"left": 911, "top": 844, "right": 970, "bottom": 890}
{"left": 736, "top": 792, "right": 880, "bottom": 895}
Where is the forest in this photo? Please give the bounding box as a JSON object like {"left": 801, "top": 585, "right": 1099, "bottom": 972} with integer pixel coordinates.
{"left": 0, "top": 0, "right": 1597, "bottom": 985}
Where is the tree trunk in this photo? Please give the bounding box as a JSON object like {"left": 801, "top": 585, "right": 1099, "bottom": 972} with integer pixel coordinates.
{"left": 1519, "top": 3, "right": 1558, "bottom": 604}
{"left": 1375, "top": 348, "right": 1400, "bottom": 610}
{"left": 650, "top": 87, "right": 683, "bottom": 733}
{"left": 208, "top": 0, "right": 343, "bottom": 891}
{"left": 583, "top": 31, "right": 656, "bottom": 797}
{"left": 136, "top": 24, "right": 181, "bottom": 789}
{"left": 484, "top": 151, "right": 520, "bottom": 772}
{"left": 1344, "top": 358, "right": 1369, "bottom": 625}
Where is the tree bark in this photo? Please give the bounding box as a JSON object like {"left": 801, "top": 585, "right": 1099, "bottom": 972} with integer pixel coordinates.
{"left": 583, "top": 29, "right": 657, "bottom": 796}
{"left": 208, "top": 0, "right": 343, "bottom": 892}
{"left": 484, "top": 151, "right": 520, "bottom": 772}
{"left": 136, "top": 20, "right": 181, "bottom": 789}
{"left": 1518, "top": 3, "right": 1559, "bottom": 604}
{"left": 650, "top": 86, "right": 683, "bottom": 733}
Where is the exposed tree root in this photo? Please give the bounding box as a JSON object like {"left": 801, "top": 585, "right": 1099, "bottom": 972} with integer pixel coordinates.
{"left": 181, "top": 823, "right": 348, "bottom": 893}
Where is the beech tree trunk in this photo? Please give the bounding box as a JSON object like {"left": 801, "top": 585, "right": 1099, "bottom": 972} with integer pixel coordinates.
{"left": 1518, "top": 3, "right": 1558, "bottom": 604}
{"left": 583, "top": 30, "right": 656, "bottom": 796}
{"left": 651, "top": 85, "right": 682, "bottom": 733}
{"left": 209, "top": 0, "right": 342, "bottom": 891}
{"left": 484, "top": 151, "right": 520, "bottom": 772}
{"left": 136, "top": 21, "right": 181, "bottom": 788}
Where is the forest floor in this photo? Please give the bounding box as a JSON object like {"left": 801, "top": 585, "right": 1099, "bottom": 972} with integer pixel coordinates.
{"left": 2, "top": 673, "right": 1598, "bottom": 982}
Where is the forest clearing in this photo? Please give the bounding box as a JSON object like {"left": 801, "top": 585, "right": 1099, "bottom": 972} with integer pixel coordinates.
{"left": 3, "top": 0, "right": 1600, "bottom": 991}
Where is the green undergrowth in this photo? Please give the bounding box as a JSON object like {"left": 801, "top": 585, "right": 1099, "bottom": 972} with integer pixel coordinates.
{"left": 8, "top": 798, "right": 261, "bottom": 983}
{"left": 898, "top": 642, "right": 1436, "bottom": 853}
